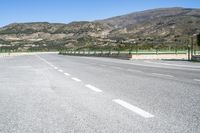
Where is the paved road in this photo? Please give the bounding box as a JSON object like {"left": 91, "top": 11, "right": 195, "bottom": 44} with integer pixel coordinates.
{"left": 0, "top": 54, "right": 200, "bottom": 133}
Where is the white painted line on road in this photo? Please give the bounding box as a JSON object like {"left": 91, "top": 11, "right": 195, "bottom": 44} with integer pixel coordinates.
{"left": 145, "top": 60, "right": 200, "bottom": 69}
{"left": 112, "top": 99, "right": 154, "bottom": 118}
{"left": 85, "top": 84, "right": 102, "bottom": 92}
{"left": 37, "top": 55, "right": 52, "bottom": 65}
{"left": 58, "top": 69, "right": 63, "bottom": 72}
{"left": 111, "top": 66, "right": 121, "bottom": 70}
{"left": 71, "top": 77, "right": 82, "bottom": 82}
{"left": 194, "top": 79, "right": 200, "bottom": 82}
{"left": 152, "top": 73, "right": 174, "bottom": 78}
{"left": 100, "top": 64, "right": 106, "bottom": 67}
{"left": 80, "top": 55, "right": 200, "bottom": 71}
{"left": 127, "top": 69, "right": 143, "bottom": 73}
{"left": 36, "top": 56, "right": 58, "bottom": 70}
{"left": 64, "top": 73, "right": 71, "bottom": 76}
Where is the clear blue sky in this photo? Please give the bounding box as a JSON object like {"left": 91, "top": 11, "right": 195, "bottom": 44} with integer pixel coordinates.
{"left": 0, "top": 0, "right": 199, "bottom": 27}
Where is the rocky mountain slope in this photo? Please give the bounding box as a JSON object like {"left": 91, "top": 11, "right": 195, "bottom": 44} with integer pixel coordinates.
{"left": 0, "top": 7, "right": 200, "bottom": 51}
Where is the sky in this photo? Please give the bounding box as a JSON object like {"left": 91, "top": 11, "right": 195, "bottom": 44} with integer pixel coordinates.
{"left": 0, "top": 0, "right": 200, "bottom": 27}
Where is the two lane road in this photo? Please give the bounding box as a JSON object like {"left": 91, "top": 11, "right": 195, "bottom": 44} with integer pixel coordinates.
{"left": 0, "top": 54, "right": 199, "bottom": 133}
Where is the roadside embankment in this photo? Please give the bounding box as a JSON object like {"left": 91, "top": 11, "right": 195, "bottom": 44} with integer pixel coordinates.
{"left": 131, "top": 53, "right": 188, "bottom": 60}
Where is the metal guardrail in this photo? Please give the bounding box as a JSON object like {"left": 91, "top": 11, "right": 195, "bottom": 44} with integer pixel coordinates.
{"left": 59, "top": 50, "right": 195, "bottom": 60}
{"left": 59, "top": 50, "right": 132, "bottom": 59}
{"left": 59, "top": 50, "right": 191, "bottom": 55}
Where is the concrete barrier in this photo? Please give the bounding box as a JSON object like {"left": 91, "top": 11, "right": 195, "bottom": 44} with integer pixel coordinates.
{"left": 131, "top": 53, "right": 188, "bottom": 60}
{"left": 191, "top": 55, "right": 200, "bottom": 62}
{"left": 59, "top": 51, "right": 190, "bottom": 60}
{"left": 0, "top": 52, "right": 58, "bottom": 57}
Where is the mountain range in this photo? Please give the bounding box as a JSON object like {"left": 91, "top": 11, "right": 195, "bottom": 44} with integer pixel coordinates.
{"left": 0, "top": 7, "right": 200, "bottom": 51}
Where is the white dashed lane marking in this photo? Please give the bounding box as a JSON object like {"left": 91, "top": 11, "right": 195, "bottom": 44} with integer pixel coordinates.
{"left": 58, "top": 69, "right": 63, "bottom": 72}
{"left": 113, "top": 99, "right": 154, "bottom": 118}
{"left": 85, "top": 84, "right": 102, "bottom": 92}
{"left": 64, "top": 73, "right": 71, "bottom": 76}
{"left": 71, "top": 77, "right": 82, "bottom": 82}
{"left": 37, "top": 55, "right": 156, "bottom": 119}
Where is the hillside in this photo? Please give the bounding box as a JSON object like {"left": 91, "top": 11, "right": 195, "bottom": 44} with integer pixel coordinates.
{"left": 0, "top": 22, "right": 112, "bottom": 51}
{"left": 0, "top": 7, "right": 200, "bottom": 51}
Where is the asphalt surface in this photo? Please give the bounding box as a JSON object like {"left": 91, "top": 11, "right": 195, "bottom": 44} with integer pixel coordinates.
{"left": 0, "top": 54, "right": 200, "bottom": 133}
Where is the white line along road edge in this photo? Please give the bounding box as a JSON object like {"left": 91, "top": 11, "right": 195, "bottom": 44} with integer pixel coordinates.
{"left": 71, "top": 77, "right": 82, "bottom": 82}
{"left": 85, "top": 84, "right": 102, "bottom": 92}
{"left": 152, "top": 73, "right": 174, "bottom": 78}
{"left": 112, "top": 99, "right": 154, "bottom": 118}
{"left": 194, "top": 79, "right": 200, "bottom": 82}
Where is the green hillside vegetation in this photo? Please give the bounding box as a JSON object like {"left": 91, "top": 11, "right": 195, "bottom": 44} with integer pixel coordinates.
{"left": 0, "top": 7, "right": 200, "bottom": 52}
